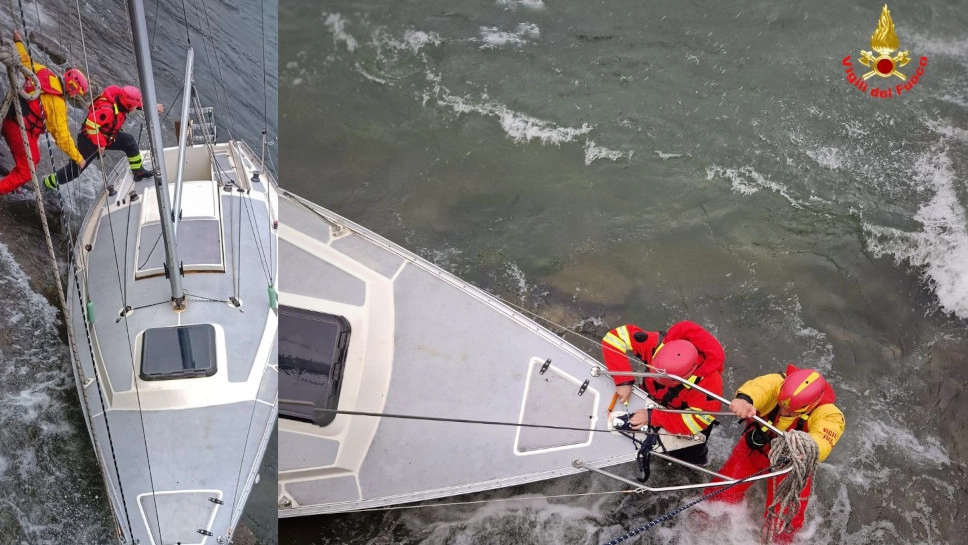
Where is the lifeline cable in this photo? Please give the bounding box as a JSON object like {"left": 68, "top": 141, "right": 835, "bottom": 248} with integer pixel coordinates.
{"left": 762, "top": 430, "right": 819, "bottom": 544}
{"left": 316, "top": 408, "right": 704, "bottom": 440}
{"left": 600, "top": 462, "right": 785, "bottom": 545}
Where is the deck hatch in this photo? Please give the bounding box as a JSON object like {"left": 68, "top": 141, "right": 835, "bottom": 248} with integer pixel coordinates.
{"left": 279, "top": 306, "right": 350, "bottom": 426}
{"left": 213, "top": 151, "right": 239, "bottom": 188}
{"left": 140, "top": 324, "right": 218, "bottom": 381}
{"left": 515, "top": 359, "right": 595, "bottom": 453}
{"left": 139, "top": 490, "right": 220, "bottom": 545}
{"left": 136, "top": 180, "right": 225, "bottom": 278}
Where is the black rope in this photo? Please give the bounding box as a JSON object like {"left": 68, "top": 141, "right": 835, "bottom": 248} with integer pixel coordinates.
{"left": 116, "top": 299, "right": 170, "bottom": 315}
{"left": 599, "top": 462, "right": 786, "bottom": 545}
{"left": 316, "top": 409, "right": 699, "bottom": 438}
{"left": 183, "top": 291, "right": 233, "bottom": 304}
{"left": 137, "top": 232, "right": 163, "bottom": 270}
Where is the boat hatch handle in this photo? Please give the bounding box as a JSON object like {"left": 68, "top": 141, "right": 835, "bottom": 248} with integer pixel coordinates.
{"left": 572, "top": 457, "right": 793, "bottom": 493}
{"left": 198, "top": 529, "right": 214, "bottom": 536}
{"left": 539, "top": 358, "right": 551, "bottom": 374}
{"left": 577, "top": 379, "right": 590, "bottom": 396}
{"left": 590, "top": 367, "right": 784, "bottom": 436}
{"left": 208, "top": 497, "right": 223, "bottom": 505}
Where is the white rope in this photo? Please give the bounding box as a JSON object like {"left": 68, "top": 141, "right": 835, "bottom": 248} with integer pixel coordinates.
{"left": 762, "top": 430, "right": 819, "bottom": 544}
{"left": 0, "top": 38, "right": 40, "bottom": 121}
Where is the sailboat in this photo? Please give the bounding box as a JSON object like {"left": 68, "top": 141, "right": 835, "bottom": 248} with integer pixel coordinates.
{"left": 274, "top": 193, "right": 778, "bottom": 516}
{"left": 65, "top": 1, "right": 277, "bottom": 543}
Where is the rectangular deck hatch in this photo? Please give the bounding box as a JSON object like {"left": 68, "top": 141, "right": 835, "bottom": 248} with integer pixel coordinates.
{"left": 140, "top": 324, "right": 218, "bottom": 381}
{"left": 279, "top": 306, "right": 350, "bottom": 427}
{"left": 136, "top": 180, "right": 225, "bottom": 278}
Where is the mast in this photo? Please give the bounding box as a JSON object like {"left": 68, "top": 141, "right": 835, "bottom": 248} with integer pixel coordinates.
{"left": 127, "top": 0, "right": 186, "bottom": 310}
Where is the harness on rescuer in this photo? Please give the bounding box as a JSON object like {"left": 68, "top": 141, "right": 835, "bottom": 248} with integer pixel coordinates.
{"left": 743, "top": 367, "right": 828, "bottom": 452}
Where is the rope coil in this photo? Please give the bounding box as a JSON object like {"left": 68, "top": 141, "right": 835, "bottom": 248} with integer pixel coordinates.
{"left": 0, "top": 38, "right": 40, "bottom": 101}
{"left": 762, "top": 430, "right": 819, "bottom": 544}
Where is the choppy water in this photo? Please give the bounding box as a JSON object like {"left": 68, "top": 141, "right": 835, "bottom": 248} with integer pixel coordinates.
{"left": 280, "top": 0, "right": 968, "bottom": 544}
{"left": 0, "top": 0, "right": 277, "bottom": 543}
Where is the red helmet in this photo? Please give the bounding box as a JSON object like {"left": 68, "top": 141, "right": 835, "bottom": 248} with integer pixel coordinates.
{"left": 651, "top": 339, "right": 699, "bottom": 379}
{"left": 778, "top": 368, "right": 829, "bottom": 414}
{"left": 63, "top": 68, "right": 88, "bottom": 97}
{"left": 119, "top": 85, "right": 143, "bottom": 110}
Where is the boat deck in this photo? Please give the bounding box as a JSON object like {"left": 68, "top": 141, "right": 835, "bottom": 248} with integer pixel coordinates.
{"left": 277, "top": 193, "right": 698, "bottom": 516}
{"left": 67, "top": 142, "right": 278, "bottom": 544}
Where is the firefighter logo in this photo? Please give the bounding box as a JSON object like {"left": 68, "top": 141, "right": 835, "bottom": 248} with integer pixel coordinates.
{"left": 858, "top": 5, "right": 909, "bottom": 80}
{"left": 842, "top": 4, "right": 927, "bottom": 99}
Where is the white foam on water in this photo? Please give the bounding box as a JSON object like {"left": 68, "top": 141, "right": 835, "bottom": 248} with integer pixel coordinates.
{"left": 857, "top": 418, "right": 950, "bottom": 467}
{"left": 497, "top": 0, "right": 546, "bottom": 10}
{"left": 620, "top": 499, "right": 766, "bottom": 545}
{"left": 354, "top": 63, "right": 391, "bottom": 85}
{"left": 806, "top": 146, "right": 845, "bottom": 170}
{"left": 584, "top": 140, "right": 632, "bottom": 165}
{"left": 420, "top": 245, "right": 463, "bottom": 272}
{"left": 498, "top": 108, "right": 592, "bottom": 144}
{"left": 571, "top": 315, "right": 606, "bottom": 331}
{"left": 372, "top": 27, "right": 443, "bottom": 54}
{"left": 322, "top": 12, "right": 359, "bottom": 52}
{"left": 503, "top": 261, "right": 531, "bottom": 303}
{"left": 414, "top": 495, "right": 604, "bottom": 545}
{"left": 400, "top": 30, "right": 443, "bottom": 53}
{"left": 329, "top": 20, "right": 592, "bottom": 153}
{"left": 863, "top": 146, "right": 968, "bottom": 318}
{"left": 0, "top": 245, "right": 58, "bottom": 327}
{"left": 478, "top": 23, "right": 540, "bottom": 49}
{"left": 655, "top": 150, "right": 685, "bottom": 159}
{"left": 923, "top": 117, "right": 968, "bottom": 142}
{"left": 435, "top": 90, "right": 593, "bottom": 145}
{"left": 1, "top": 381, "right": 56, "bottom": 423}
{"left": 705, "top": 165, "right": 803, "bottom": 208}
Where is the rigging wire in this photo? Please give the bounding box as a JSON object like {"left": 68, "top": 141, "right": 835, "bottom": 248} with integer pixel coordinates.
{"left": 314, "top": 408, "right": 714, "bottom": 440}
{"left": 188, "top": 0, "right": 236, "bottom": 142}
{"left": 65, "top": 0, "right": 166, "bottom": 541}
{"left": 174, "top": 3, "right": 277, "bottom": 532}
{"left": 1, "top": 2, "right": 135, "bottom": 541}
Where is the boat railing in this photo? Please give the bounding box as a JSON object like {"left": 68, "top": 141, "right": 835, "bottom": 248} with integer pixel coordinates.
{"left": 590, "top": 367, "right": 785, "bottom": 435}
{"left": 572, "top": 456, "right": 793, "bottom": 492}
{"left": 584, "top": 367, "right": 796, "bottom": 491}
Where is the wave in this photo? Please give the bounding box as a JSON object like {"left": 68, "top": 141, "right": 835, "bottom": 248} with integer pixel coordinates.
{"left": 478, "top": 23, "right": 540, "bottom": 49}
{"left": 705, "top": 165, "right": 804, "bottom": 208}
{"left": 864, "top": 146, "right": 968, "bottom": 318}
